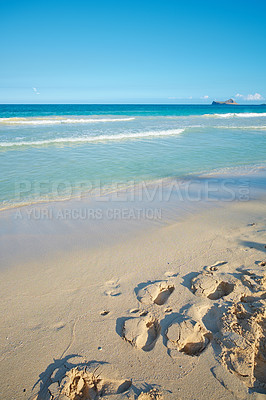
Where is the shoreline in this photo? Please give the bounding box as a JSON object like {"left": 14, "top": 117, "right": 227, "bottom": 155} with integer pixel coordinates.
{"left": 1, "top": 162, "right": 266, "bottom": 213}
{"left": 1, "top": 166, "right": 266, "bottom": 271}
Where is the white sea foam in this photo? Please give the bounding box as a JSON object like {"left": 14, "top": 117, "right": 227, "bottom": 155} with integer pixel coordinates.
{"left": 203, "top": 112, "right": 266, "bottom": 118}
{"left": 213, "top": 125, "right": 266, "bottom": 130}
{"left": 0, "top": 117, "right": 135, "bottom": 125}
{"left": 0, "top": 128, "right": 185, "bottom": 147}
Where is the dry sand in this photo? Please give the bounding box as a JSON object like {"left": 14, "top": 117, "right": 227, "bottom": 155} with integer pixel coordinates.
{"left": 0, "top": 198, "right": 265, "bottom": 400}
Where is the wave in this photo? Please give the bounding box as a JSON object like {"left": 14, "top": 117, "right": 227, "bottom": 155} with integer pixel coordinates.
{"left": 203, "top": 112, "right": 266, "bottom": 118}
{"left": 0, "top": 129, "right": 185, "bottom": 148}
{"left": 0, "top": 117, "right": 135, "bottom": 125}
{"left": 214, "top": 125, "right": 266, "bottom": 130}
{"left": 200, "top": 163, "right": 266, "bottom": 177}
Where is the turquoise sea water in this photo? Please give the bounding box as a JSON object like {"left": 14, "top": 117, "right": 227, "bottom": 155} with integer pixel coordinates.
{"left": 0, "top": 104, "right": 266, "bottom": 208}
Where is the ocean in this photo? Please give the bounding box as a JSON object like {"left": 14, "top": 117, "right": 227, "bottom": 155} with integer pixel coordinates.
{"left": 0, "top": 104, "right": 266, "bottom": 209}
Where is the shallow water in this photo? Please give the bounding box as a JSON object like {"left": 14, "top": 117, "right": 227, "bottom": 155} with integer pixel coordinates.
{"left": 0, "top": 104, "right": 266, "bottom": 208}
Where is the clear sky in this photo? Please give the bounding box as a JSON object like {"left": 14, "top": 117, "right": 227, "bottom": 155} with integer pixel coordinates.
{"left": 0, "top": 0, "right": 265, "bottom": 104}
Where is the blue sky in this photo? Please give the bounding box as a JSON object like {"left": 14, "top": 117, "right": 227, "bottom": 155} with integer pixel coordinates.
{"left": 0, "top": 0, "right": 265, "bottom": 103}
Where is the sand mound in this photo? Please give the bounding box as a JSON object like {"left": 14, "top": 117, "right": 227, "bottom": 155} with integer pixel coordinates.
{"left": 48, "top": 367, "right": 132, "bottom": 399}
{"left": 138, "top": 388, "right": 163, "bottom": 399}
{"left": 62, "top": 368, "right": 99, "bottom": 400}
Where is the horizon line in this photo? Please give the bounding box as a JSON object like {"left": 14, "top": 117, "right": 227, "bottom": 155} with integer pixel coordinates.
{"left": 0, "top": 102, "right": 265, "bottom": 106}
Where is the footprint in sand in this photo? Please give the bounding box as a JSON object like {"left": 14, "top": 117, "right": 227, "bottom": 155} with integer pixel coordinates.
{"left": 191, "top": 271, "right": 234, "bottom": 300}
{"left": 218, "top": 297, "right": 266, "bottom": 390}
{"left": 166, "top": 318, "right": 211, "bottom": 356}
{"left": 122, "top": 316, "right": 161, "bottom": 352}
{"left": 103, "top": 279, "right": 121, "bottom": 297}
{"left": 195, "top": 267, "right": 266, "bottom": 391}
{"left": 137, "top": 281, "right": 175, "bottom": 306}
{"left": 51, "top": 367, "right": 132, "bottom": 399}
{"left": 239, "top": 268, "right": 266, "bottom": 292}
{"left": 117, "top": 279, "right": 174, "bottom": 353}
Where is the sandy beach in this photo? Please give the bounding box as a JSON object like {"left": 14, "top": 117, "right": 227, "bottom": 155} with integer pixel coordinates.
{"left": 0, "top": 188, "right": 265, "bottom": 400}
{"left": 1, "top": 0, "right": 266, "bottom": 397}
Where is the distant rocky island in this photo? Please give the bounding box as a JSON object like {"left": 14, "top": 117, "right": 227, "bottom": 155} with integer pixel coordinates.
{"left": 212, "top": 98, "right": 238, "bottom": 105}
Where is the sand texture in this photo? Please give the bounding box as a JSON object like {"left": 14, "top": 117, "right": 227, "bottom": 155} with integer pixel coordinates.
{"left": 0, "top": 199, "right": 266, "bottom": 399}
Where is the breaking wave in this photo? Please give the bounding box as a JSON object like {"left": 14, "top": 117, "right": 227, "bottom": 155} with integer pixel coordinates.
{"left": 0, "top": 128, "right": 185, "bottom": 148}
{"left": 214, "top": 125, "right": 266, "bottom": 130}
{"left": 0, "top": 117, "right": 135, "bottom": 125}
{"left": 203, "top": 112, "right": 266, "bottom": 118}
